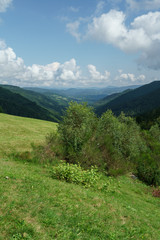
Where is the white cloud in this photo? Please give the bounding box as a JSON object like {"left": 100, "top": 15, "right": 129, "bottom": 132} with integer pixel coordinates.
{"left": 86, "top": 10, "right": 160, "bottom": 69}
{"left": 66, "top": 2, "right": 160, "bottom": 70}
{"left": 0, "top": 42, "right": 151, "bottom": 87}
{"left": 87, "top": 10, "right": 153, "bottom": 52}
{"left": 0, "top": 0, "right": 12, "bottom": 12}
{"left": 95, "top": 1, "right": 105, "bottom": 15}
{"left": 0, "top": 42, "right": 82, "bottom": 87}
{"left": 88, "top": 64, "right": 110, "bottom": 82}
{"left": 66, "top": 21, "right": 81, "bottom": 42}
{"left": 0, "top": 45, "right": 25, "bottom": 80}
{"left": 115, "top": 71, "right": 146, "bottom": 85}
{"left": 57, "top": 58, "right": 81, "bottom": 83}
{"left": 126, "top": 0, "right": 160, "bottom": 11}
{"left": 0, "top": 39, "right": 6, "bottom": 49}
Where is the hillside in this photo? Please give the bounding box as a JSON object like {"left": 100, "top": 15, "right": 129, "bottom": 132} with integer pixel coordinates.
{"left": 95, "top": 81, "right": 160, "bottom": 116}
{"left": 26, "top": 85, "right": 139, "bottom": 104}
{"left": 94, "top": 89, "right": 132, "bottom": 108}
{"left": 0, "top": 113, "right": 57, "bottom": 156}
{"left": 136, "top": 106, "right": 160, "bottom": 129}
{"left": 0, "top": 87, "right": 60, "bottom": 122}
{"left": 1, "top": 85, "right": 68, "bottom": 121}
{"left": 0, "top": 113, "right": 160, "bottom": 240}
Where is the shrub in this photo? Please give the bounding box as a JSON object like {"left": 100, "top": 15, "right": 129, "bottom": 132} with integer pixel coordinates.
{"left": 58, "top": 102, "right": 97, "bottom": 162}
{"left": 149, "top": 123, "right": 160, "bottom": 143}
{"left": 51, "top": 161, "right": 99, "bottom": 188}
{"left": 136, "top": 153, "right": 160, "bottom": 186}
{"left": 95, "top": 111, "right": 146, "bottom": 172}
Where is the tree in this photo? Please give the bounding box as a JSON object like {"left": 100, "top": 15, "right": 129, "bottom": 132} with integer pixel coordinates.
{"left": 58, "top": 102, "right": 97, "bottom": 161}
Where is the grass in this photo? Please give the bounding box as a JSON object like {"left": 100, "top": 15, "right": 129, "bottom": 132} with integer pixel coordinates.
{"left": 0, "top": 113, "right": 57, "bottom": 156}
{"left": 0, "top": 113, "right": 160, "bottom": 239}
{"left": 1, "top": 158, "right": 160, "bottom": 240}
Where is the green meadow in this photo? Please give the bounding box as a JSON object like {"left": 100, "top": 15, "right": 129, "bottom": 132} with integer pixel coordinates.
{"left": 0, "top": 113, "right": 57, "bottom": 156}
{"left": 0, "top": 113, "right": 160, "bottom": 240}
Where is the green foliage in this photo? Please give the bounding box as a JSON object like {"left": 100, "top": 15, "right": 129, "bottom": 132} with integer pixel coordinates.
{"left": 136, "top": 153, "right": 160, "bottom": 186}
{"left": 49, "top": 102, "right": 158, "bottom": 184}
{"left": 149, "top": 123, "right": 160, "bottom": 142}
{"left": 51, "top": 161, "right": 99, "bottom": 188}
{"left": 0, "top": 106, "right": 3, "bottom": 113}
{"left": 96, "top": 111, "right": 147, "bottom": 170}
{"left": 1, "top": 113, "right": 160, "bottom": 240}
{"left": 58, "top": 102, "right": 97, "bottom": 162}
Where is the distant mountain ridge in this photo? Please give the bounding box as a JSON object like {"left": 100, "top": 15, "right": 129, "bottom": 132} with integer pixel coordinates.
{"left": 95, "top": 81, "right": 160, "bottom": 116}
{"left": 26, "top": 85, "right": 139, "bottom": 104}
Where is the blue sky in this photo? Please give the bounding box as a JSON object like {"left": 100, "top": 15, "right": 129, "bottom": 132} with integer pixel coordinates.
{"left": 0, "top": 0, "right": 160, "bottom": 88}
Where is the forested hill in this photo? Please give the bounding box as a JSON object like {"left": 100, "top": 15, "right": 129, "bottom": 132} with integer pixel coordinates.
{"left": 95, "top": 81, "right": 160, "bottom": 116}
{"left": 1, "top": 85, "right": 68, "bottom": 121}
{"left": 0, "top": 87, "right": 58, "bottom": 122}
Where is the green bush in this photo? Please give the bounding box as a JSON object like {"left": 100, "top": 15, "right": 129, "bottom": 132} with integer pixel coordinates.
{"left": 58, "top": 102, "right": 97, "bottom": 162}
{"left": 51, "top": 161, "right": 99, "bottom": 188}
{"left": 95, "top": 111, "right": 147, "bottom": 172}
{"left": 136, "top": 153, "right": 160, "bottom": 186}
{"left": 28, "top": 102, "right": 160, "bottom": 185}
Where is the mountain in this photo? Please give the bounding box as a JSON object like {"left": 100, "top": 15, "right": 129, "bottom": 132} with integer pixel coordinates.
{"left": 94, "top": 89, "right": 132, "bottom": 108}
{"left": 0, "top": 87, "right": 58, "bottom": 122}
{"left": 95, "top": 81, "right": 160, "bottom": 116}
{"left": 26, "top": 85, "right": 139, "bottom": 104}
{"left": 136, "top": 107, "right": 160, "bottom": 129}
{"left": 1, "top": 85, "right": 68, "bottom": 121}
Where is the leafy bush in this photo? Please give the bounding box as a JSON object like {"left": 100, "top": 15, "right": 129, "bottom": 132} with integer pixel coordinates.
{"left": 149, "top": 123, "right": 160, "bottom": 143}
{"left": 27, "top": 102, "right": 160, "bottom": 185}
{"left": 51, "top": 161, "right": 99, "bottom": 188}
{"left": 58, "top": 102, "right": 97, "bottom": 162}
{"left": 136, "top": 153, "right": 160, "bottom": 186}
{"left": 95, "top": 111, "right": 147, "bottom": 171}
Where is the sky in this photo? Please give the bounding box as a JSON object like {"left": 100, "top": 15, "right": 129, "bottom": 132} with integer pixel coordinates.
{"left": 0, "top": 0, "right": 160, "bottom": 88}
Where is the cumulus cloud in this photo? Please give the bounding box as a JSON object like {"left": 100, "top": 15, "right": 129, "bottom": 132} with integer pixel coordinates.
{"left": 126, "top": 0, "right": 160, "bottom": 11}
{"left": 66, "top": 2, "right": 160, "bottom": 70}
{"left": 115, "top": 71, "right": 146, "bottom": 85}
{"left": 88, "top": 64, "right": 110, "bottom": 82}
{"left": 0, "top": 43, "right": 25, "bottom": 80}
{"left": 87, "top": 10, "right": 154, "bottom": 52}
{"left": 0, "top": 42, "right": 83, "bottom": 87}
{"left": 0, "top": 42, "right": 150, "bottom": 87}
{"left": 0, "top": 0, "right": 12, "bottom": 12}
{"left": 85, "top": 10, "right": 160, "bottom": 69}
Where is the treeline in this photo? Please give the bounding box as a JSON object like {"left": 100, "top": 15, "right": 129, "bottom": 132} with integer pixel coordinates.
{"left": 35, "top": 102, "right": 160, "bottom": 186}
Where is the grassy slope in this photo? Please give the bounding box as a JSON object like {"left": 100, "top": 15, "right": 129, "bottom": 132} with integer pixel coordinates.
{"left": 0, "top": 113, "right": 57, "bottom": 156}
{"left": 0, "top": 114, "right": 160, "bottom": 240}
